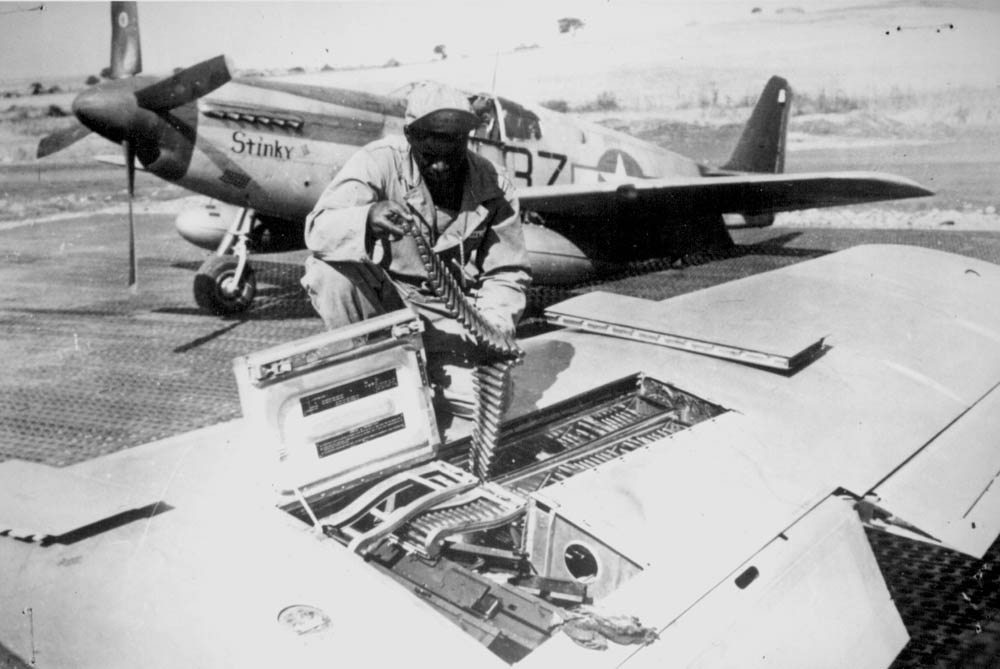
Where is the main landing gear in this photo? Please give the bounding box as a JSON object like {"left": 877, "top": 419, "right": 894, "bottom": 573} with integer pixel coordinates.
{"left": 193, "top": 207, "right": 258, "bottom": 315}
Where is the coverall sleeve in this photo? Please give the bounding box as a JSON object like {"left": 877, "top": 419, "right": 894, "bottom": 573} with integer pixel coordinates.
{"left": 303, "top": 148, "right": 383, "bottom": 261}
{"left": 475, "top": 177, "right": 532, "bottom": 327}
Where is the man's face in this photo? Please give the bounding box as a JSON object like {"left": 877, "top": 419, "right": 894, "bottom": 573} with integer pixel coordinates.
{"left": 405, "top": 126, "right": 469, "bottom": 187}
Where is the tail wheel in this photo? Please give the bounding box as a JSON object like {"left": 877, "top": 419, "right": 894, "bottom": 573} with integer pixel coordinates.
{"left": 193, "top": 255, "right": 256, "bottom": 315}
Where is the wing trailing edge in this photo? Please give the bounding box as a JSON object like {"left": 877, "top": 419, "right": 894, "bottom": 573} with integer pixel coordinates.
{"left": 518, "top": 171, "right": 933, "bottom": 220}
{"left": 867, "top": 381, "right": 1000, "bottom": 559}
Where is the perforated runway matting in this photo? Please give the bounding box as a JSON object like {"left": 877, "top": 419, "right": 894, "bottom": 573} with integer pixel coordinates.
{"left": 0, "top": 215, "right": 807, "bottom": 465}
{"left": 4, "top": 215, "right": 1000, "bottom": 467}
{"left": 0, "top": 213, "right": 322, "bottom": 464}
{"left": 871, "top": 529, "right": 1000, "bottom": 668}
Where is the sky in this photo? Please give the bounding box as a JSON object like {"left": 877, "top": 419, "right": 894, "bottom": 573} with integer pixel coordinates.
{"left": 3, "top": 0, "right": 995, "bottom": 106}
{"left": 0, "top": 0, "right": 771, "bottom": 83}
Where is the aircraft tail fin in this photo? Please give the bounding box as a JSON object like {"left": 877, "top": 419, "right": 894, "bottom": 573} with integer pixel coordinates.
{"left": 110, "top": 1, "right": 142, "bottom": 78}
{"left": 722, "top": 76, "right": 791, "bottom": 174}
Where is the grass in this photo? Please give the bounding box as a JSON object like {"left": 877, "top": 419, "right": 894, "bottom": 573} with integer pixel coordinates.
{"left": 573, "top": 91, "right": 621, "bottom": 113}
{"left": 793, "top": 90, "right": 863, "bottom": 115}
{"left": 541, "top": 92, "right": 621, "bottom": 113}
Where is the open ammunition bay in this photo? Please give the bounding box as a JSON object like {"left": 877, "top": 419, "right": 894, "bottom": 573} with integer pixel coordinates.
{"left": 234, "top": 311, "right": 725, "bottom": 661}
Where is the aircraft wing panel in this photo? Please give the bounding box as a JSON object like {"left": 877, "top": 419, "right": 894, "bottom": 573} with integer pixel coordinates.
{"left": 0, "top": 423, "right": 504, "bottom": 669}
{"left": 517, "top": 171, "right": 933, "bottom": 219}
{"left": 0, "top": 459, "right": 160, "bottom": 541}
{"left": 527, "top": 413, "right": 819, "bottom": 574}
{"left": 521, "top": 245, "right": 1000, "bottom": 555}
{"left": 626, "top": 498, "right": 908, "bottom": 669}
{"left": 525, "top": 497, "right": 908, "bottom": 669}
{"left": 869, "top": 380, "right": 1000, "bottom": 558}
{"left": 512, "top": 244, "right": 1000, "bottom": 663}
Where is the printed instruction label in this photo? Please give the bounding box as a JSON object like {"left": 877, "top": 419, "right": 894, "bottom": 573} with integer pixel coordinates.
{"left": 300, "top": 369, "right": 398, "bottom": 417}
{"left": 315, "top": 414, "right": 407, "bottom": 458}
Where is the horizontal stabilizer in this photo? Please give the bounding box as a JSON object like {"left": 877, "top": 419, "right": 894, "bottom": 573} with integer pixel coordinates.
{"left": 519, "top": 171, "right": 932, "bottom": 221}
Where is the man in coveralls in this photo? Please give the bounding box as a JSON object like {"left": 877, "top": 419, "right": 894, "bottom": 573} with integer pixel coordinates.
{"left": 300, "top": 81, "right": 532, "bottom": 416}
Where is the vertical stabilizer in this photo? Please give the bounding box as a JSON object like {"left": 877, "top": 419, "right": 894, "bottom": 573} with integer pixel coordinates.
{"left": 722, "top": 76, "right": 790, "bottom": 174}
{"left": 109, "top": 1, "right": 142, "bottom": 79}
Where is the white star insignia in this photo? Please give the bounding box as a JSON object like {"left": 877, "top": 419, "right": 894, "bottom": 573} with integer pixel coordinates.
{"left": 597, "top": 154, "right": 630, "bottom": 183}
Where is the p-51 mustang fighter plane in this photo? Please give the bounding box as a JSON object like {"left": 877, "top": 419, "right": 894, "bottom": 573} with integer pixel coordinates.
{"left": 38, "top": 2, "right": 932, "bottom": 315}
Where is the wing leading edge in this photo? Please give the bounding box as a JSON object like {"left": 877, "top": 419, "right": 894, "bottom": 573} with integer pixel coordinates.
{"left": 518, "top": 171, "right": 933, "bottom": 220}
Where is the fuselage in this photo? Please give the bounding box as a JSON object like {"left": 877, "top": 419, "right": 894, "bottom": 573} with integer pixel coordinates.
{"left": 150, "top": 77, "right": 702, "bottom": 224}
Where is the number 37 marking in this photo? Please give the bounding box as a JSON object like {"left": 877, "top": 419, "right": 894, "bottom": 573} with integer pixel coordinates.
{"left": 503, "top": 146, "right": 567, "bottom": 187}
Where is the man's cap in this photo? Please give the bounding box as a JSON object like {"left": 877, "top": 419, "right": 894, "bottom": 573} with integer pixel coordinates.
{"left": 405, "top": 81, "right": 479, "bottom": 134}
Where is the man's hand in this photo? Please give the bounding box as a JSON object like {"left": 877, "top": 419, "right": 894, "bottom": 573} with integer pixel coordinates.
{"left": 479, "top": 309, "right": 516, "bottom": 339}
{"left": 366, "top": 201, "right": 411, "bottom": 241}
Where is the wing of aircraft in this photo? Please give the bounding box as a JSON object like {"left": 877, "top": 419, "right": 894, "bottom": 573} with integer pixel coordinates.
{"left": 519, "top": 170, "right": 933, "bottom": 222}
{"left": 2, "top": 244, "right": 998, "bottom": 667}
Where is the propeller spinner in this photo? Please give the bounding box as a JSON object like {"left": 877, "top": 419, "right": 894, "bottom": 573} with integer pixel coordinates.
{"left": 36, "top": 2, "right": 232, "bottom": 288}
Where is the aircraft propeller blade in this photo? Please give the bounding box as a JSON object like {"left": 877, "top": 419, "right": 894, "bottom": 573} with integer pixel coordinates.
{"left": 133, "top": 55, "right": 233, "bottom": 112}
{"left": 123, "top": 139, "right": 138, "bottom": 289}
{"left": 109, "top": 1, "right": 142, "bottom": 79}
{"left": 37, "top": 121, "right": 93, "bottom": 159}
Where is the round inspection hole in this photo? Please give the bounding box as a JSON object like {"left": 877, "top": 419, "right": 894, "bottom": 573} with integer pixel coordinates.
{"left": 564, "top": 542, "right": 600, "bottom": 581}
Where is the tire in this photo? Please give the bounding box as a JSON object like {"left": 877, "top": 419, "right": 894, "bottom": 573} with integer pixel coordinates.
{"left": 193, "top": 255, "right": 257, "bottom": 315}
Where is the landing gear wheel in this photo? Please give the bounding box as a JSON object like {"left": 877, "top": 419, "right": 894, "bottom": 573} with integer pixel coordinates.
{"left": 193, "top": 255, "right": 257, "bottom": 315}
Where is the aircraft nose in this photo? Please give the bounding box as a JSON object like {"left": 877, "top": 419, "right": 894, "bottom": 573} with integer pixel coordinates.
{"left": 72, "top": 84, "right": 139, "bottom": 144}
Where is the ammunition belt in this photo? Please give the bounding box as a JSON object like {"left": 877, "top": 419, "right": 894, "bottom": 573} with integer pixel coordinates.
{"left": 398, "top": 206, "right": 523, "bottom": 481}
{"left": 397, "top": 483, "right": 526, "bottom": 558}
